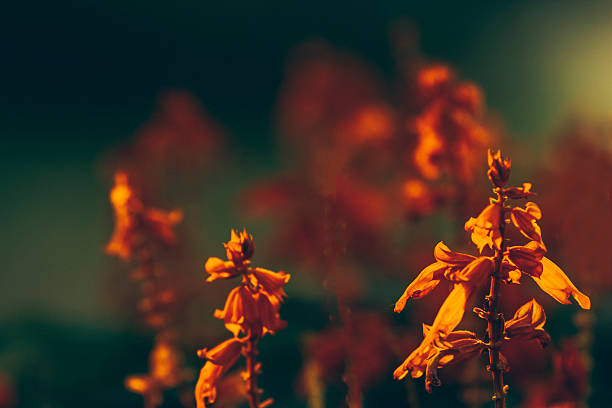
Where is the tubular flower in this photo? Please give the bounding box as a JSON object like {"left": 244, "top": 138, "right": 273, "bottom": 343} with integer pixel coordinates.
{"left": 464, "top": 202, "right": 503, "bottom": 253}
{"left": 394, "top": 257, "right": 492, "bottom": 380}
{"left": 532, "top": 258, "right": 591, "bottom": 309}
{"left": 510, "top": 202, "right": 544, "bottom": 246}
{"left": 504, "top": 299, "right": 551, "bottom": 347}
{"left": 214, "top": 285, "right": 259, "bottom": 336}
{"left": 106, "top": 171, "right": 182, "bottom": 260}
{"left": 394, "top": 242, "right": 475, "bottom": 312}
{"left": 487, "top": 149, "right": 511, "bottom": 188}
{"left": 197, "top": 338, "right": 244, "bottom": 366}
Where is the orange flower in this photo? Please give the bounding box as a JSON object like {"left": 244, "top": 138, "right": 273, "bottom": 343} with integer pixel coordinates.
{"left": 510, "top": 202, "right": 544, "bottom": 246}
{"left": 532, "top": 258, "right": 591, "bottom": 309}
{"left": 106, "top": 171, "right": 182, "bottom": 260}
{"left": 224, "top": 229, "right": 255, "bottom": 263}
{"left": 250, "top": 267, "right": 291, "bottom": 301}
{"left": 197, "top": 338, "right": 244, "bottom": 366}
{"left": 204, "top": 257, "right": 240, "bottom": 282}
{"left": 504, "top": 299, "right": 550, "bottom": 347}
{"left": 214, "top": 285, "right": 259, "bottom": 336}
{"left": 194, "top": 361, "right": 224, "bottom": 408}
{"left": 487, "top": 149, "right": 511, "bottom": 188}
{"left": 394, "top": 257, "right": 492, "bottom": 380}
{"left": 506, "top": 241, "right": 546, "bottom": 278}
{"left": 394, "top": 242, "right": 475, "bottom": 311}
{"left": 125, "top": 337, "right": 189, "bottom": 405}
{"left": 464, "top": 202, "right": 502, "bottom": 253}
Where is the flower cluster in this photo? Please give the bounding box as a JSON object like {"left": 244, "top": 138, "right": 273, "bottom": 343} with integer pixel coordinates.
{"left": 125, "top": 334, "right": 191, "bottom": 406}
{"left": 106, "top": 171, "right": 183, "bottom": 261}
{"left": 393, "top": 149, "right": 590, "bottom": 404}
{"left": 106, "top": 171, "right": 188, "bottom": 407}
{"left": 195, "top": 229, "right": 290, "bottom": 408}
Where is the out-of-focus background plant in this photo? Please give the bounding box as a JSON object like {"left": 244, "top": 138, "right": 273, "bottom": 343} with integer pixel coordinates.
{"left": 2, "top": 1, "right": 612, "bottom": 407}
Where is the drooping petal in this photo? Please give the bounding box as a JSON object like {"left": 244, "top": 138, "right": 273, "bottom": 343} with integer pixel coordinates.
{"left": 214, "top": 285, "right": 258, "bottom": 335}
{"left": 464, "top": 203, "right": 502, "bottom": 253}
{"left": 506, "top": 241, "right": 546, "bottom": 278}
{"left": 394, "top": 261, "right": 447, "bottom": 312}
{"left": 503, "top": 182, "right": 536, "bottom": 200}
{"left": 433, "top": 241, "right": 475, "bottom": 266}
{"left": 444, "top": 256, "right": 493, "bottom": 282}
{"left": 393, "top": 338, "right": 435, "bottom": 380}
{"left": 198, "top": 338, "right": 243, "bottom": 366}
{"left": 204, "top": 257, "right": 239, "bottom": 282}
{"left": 532, "top": 258, "right": 591, "bottom": 309}
{"left": 250, "top": 267, "right": 291, "bottom": 300}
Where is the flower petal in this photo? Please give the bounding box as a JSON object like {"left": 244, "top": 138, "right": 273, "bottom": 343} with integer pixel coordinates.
{"left": 433, "top": 241, "right": 475, "bottom": 266}
{"left": 465, "top": 203, "right": 502, "bottom": 253}
{"left": 531, "top": 257, "right": 591, "bottom": 309}
{"left": 394, "top": 261, "right": 446, "bottom": 312}
{"left": 510, "top": 202, "right": 544, "bottom": 245}
{"left": 250, "top": 267, "right": 290, "bottom": 300}
{"left": 205, "top": 257, "right": 239, "bottom": 282}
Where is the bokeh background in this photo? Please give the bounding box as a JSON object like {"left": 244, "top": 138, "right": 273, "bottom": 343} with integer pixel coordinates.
{"left": 2, "top": 1, "right": 612, "bottom": 407}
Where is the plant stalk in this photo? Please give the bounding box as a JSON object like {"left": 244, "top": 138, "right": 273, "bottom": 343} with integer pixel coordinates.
{"left": 245, "top": 334, "right": 260, "bottom": 408}
{"left": 487, "top": 192, "right": 506, "bottom": 408}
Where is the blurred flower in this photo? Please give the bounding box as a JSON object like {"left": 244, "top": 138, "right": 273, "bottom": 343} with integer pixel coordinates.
{"left": 106, "top": 171, "right": 182, "bottom": 260}
{"left": 125, "top": 335, "right": 191, "bottom": 407}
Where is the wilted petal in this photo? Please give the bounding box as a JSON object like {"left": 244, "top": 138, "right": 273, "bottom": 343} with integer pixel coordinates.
{"left": 510, "top": 202, "right": 544, "bottom": 245}
{"left": 205, "top": 257, "right": 239, "bottom": 282}
{"left": 394, "top": 262, "right": 447, "bottom": 312}
{"left": 532, "top": 258, "right": 591, "bottom": 309}
{"left": 464, "top": 203, "right": 502, "bottom": 253}
{"left": 506, "top": 241, "right": 546, "bottom": 278}
{"left": 250, "top": 267, "right": 290, "bottom": 300}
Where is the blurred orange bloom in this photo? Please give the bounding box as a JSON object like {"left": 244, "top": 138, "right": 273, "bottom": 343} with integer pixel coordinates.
{"left": 106, "top": 171, "right": 182, "bottom": 260}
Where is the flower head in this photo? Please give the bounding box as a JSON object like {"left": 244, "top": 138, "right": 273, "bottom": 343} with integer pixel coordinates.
{"left": 487, "top": 149, "right": 511, "bottom": 187}
{"left": 224, "top": 229, "right": 255, "bottom": 263}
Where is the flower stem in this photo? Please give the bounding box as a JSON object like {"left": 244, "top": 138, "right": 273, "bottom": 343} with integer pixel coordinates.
{"left": 245, "top": 334, "right": 260, "bottom": 408}
{"left": 487, "top": 192, "right": 506, "bottom": 408}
